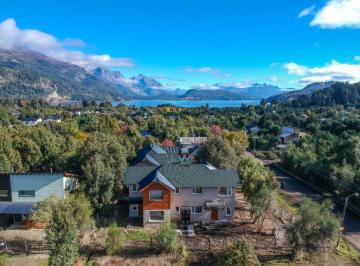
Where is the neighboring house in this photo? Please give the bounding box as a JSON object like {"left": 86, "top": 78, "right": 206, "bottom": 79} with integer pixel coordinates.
{"left": 43, "top": 116, "right": 62, "bottom": 123}
{"left": 124, "top": 144, "right": 239, "bottom": 227}
{"left": 162, "top": 138, "right": 176, "bottom": 147}
{"left": 20, "top": 117, "right": 43, "bottom": 126}
{"left": 247, "top": 125, "right": 261, "bottom": 134}
{"left": 140, "top": 130, "right": 152, "bottom": 138}
{"left": 279, "top": 127, "right": 310, "bottom": 145}
{"left": 0, "top": 172, "right": 77, "bottom": 227}
{"left": 178, "top": 137, "right": 208, "bottom": 146}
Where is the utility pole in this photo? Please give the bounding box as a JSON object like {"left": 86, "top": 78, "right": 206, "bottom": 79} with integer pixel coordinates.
{"left": 253, "top": 136, "right": 259, "bottom": 153}
{"left": 336, "top": 192, "right": 359, "bottom": 247}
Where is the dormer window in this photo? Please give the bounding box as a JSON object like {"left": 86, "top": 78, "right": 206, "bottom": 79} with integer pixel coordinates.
{"left": 131, "top": 184, "right": 138, "bottom": 193}
{"left": 218, "top": 187, "right": 232, "bottom": 196}
{"left": 192, "top": 187, "right": 203, "bottom": 194}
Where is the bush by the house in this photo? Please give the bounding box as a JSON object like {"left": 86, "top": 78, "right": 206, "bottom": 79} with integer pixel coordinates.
{"left": 215, "top": 237, "right": 260, "bottom": 266}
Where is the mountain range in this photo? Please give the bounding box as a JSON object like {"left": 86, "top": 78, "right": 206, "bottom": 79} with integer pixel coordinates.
{"left": 0, "top": 48, "right": 307, "bottom": 102}
{"left": 267, "top": 81, "right": 336, "bottom": 102}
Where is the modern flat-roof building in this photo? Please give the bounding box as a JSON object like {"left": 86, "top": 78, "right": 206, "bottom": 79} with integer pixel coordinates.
{"left": 0, "top": 172, "right": 76, "bottom": 227}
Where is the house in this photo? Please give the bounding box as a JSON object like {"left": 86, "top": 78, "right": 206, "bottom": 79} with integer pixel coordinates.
{"left": 140, "top": 130, "right": 152, "bottom": 138}
{"left": 162, "top": 138, "right": 176, "bottom": 147}
{"left": 279, "top": 127, "right": 310, "bottom": 145}
{"left": 178, "top": 137, "right": 207, "bottom": 146}
{"left": 20, "top": 117, "right": 43, "bottom": 126}
{"left": 124, "top": 144, "right": 239, "bottom": 227}
{"left": 247, "top": 125, "right": 261, "bottom": 134}
{"left": 0, "top": 172, "right": 77, "bottom": 227}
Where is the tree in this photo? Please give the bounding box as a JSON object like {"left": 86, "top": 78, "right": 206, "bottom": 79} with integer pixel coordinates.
{"left": 82, "top": 155, "right": 115, "bottom": 210}
{"left": 71, "top": 193, "right": 95, "bottom": 236}
{"left": 287, "top": 198, "right": 340, "bottom": 252}
{"left": 238, "top": 156, "right": 278, "bottom": 228}
{"left": 105, "top": 223, "right": 123, "bottom": 255}
{"left": 155, "top": 221, "right": 179, "bottom": 253}
{"left": 31, "top": 194, "right": 94, "bottom": 237}
{"left": 215, "top": 237, "right": 260, "bottom": 266}
{"left": 222, "top": 130, "right": 249, "bottom": 156}
{"left": 47, "top": 201, "right": 78, "bottom": 266}
{"left": 196, "top": 137, "right": 238, "bottom": 169}
{"left": 30, "top": 195, "right": 59, "bottom": 224}
{"left": 80, "top": 133, "right": 127, "bottom": 192}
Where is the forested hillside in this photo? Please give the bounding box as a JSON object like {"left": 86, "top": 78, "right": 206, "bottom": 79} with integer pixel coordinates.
{"left": 272, "top": 82, "right": 360, "bottom": 107}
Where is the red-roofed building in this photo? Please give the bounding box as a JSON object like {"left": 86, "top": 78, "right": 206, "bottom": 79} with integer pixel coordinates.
{"left": 162, "top": 138, "right": 175, "bottom": 147}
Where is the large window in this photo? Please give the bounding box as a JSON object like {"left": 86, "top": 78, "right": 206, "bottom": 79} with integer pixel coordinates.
{"left": 192, "top": 187, "right": 203, "bottom": 194}
{"left": 149, "top": 211, "right": 165, "bottom": 222}
{"left": 0, "top": 190, "right": 8, "bottom": 197}
{"left": 19, "top": 190, "right": 35, "bottom": 197}
{"left": 149, "top": 190, "right": 164, "bottom": 201}
{"left": 218, "top": 187, "right": 232, "bottom": 196}
{"left": 192, "top": 205, "right": 203, "bottom": 214}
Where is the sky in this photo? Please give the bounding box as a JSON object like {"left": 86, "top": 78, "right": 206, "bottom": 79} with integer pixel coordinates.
{"left": 1, "top": 0, "right": 360, "bottom": 90}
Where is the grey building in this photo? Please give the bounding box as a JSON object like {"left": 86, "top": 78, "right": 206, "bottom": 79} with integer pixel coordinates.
{"left": 124, "top": 144, "right": 239, "bottom": 227}
{"left": 0, "top": 173, "right": 77, "bottom": 227}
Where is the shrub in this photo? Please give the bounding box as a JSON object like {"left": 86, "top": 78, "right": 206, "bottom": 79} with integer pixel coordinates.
{"left": 155, "top": 221, "right": 179, "bottom": 253}
{"left": 287, "top": 198, "right": 340, "bottom": 252}
{"left": 215, "top": 237, "right": 260, "bottom": 266}
{"left": 105, "top": 223, "right": 123, "bottom": 255}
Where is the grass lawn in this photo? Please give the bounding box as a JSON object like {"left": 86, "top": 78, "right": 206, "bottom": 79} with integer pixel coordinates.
{"left": 123, "top": 228, "right": 152, "bottom": 242}
{"left": 275, "top": 191, "right": 298, "bottom": 215}
{"left": 336, "top": 237, "right": 360, "bottom": 265}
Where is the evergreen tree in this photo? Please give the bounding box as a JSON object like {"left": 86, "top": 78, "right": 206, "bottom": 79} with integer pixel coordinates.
{"left": 47, "top": 202, "right": 78, "bottom": 266}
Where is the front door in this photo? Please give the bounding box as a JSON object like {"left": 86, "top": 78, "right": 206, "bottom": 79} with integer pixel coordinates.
{"left": 181, "top": 207, "right": 191, "bottom": 225}
{"left": 211, "top": 208, "right": 218, "bottom": 221}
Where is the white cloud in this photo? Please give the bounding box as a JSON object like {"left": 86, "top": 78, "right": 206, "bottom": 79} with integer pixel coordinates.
{"left": 285, "top": 60, "right": 360, "bottom": 84}
{"left": 284, "top": 62, "right": 309, "bottom": 75}
{"left": 298, "top": 5, "right": 316, "bottom": 18}
{"left": 191, "top": 80, "right": 253, "bottom": 90}
{"left": 0, "top": 18, "right": 134, "bottom": 67}
{"left": 311, "top": 0, "right": 360, "bottom": 28}
{"left": 185, "top": 66, "right": 231, "bottom": 78}
{"left": 268, "top": 76, "right": 280, "bottom": 82}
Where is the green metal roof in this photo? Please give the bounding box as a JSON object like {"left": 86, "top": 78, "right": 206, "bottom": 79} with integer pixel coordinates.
{"left": 124, "top": 163, "right": 239, "bottom": 187}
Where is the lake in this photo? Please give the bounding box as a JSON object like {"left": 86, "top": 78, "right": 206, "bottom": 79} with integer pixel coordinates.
{"left": 113, "top": 100, "right": 260, "bottom": 108}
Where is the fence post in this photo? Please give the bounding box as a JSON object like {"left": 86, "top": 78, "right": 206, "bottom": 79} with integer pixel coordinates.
{"left": 39, "top": 241, "right": 42, "bottom": 254}
{"left": 4, "top": 240, "right": 7, "bottom": 252}
{"left": 208, "top": 236, "right": 211, "bottom": 251}
{"left": 150, "top": 236, "right": 153, "bottom": 248}
{"left": 25, "top": 239, "right": 28, "bottom": 255}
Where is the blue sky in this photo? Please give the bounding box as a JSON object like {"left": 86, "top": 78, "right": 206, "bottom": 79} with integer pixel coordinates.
{"left": 1, "top": 0, "right": 360, "bottom": 90}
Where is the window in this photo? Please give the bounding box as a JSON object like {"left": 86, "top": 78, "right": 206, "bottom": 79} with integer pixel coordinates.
{"left": 149, "top": 190, "right": 164, "bottom": 201}
{"left": 175, "top": 206, "right": 180, "bottom": 214}
{"left": 192, "top": 205, "right": 203, "bottom": 214}
{"left": 192, "top": 187, "right": 203, "bottom": 194}
{"left": 131, "top": 184, "right": 138, "bottom": 193}
{"left": 131, "top": 204, "right": 138, "bottom": 212}
{"left": 0, "top": 190, "right": 8, "bottom": 197}
{"left": 218, "top": 187, "right": 232, "bottom": 196}
{"left": 226, "top": 206, "right": 232, "bottom": 216}
{"left": 149, "top": 211, "right": 165, "bottom": 222}
{"left": 175, "top": 187, "right": 180, "bottom": 194}
{"left": 19, "top": 190, "right": 35, "bottom": 197}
